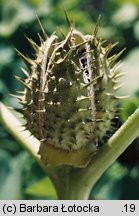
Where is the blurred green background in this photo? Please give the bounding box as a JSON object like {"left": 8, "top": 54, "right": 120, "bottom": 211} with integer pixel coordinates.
{"left": 1, "top": 0, "right": 139, "bottom": 199}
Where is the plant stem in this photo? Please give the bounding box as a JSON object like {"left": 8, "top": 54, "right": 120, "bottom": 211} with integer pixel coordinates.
{"left": 0, "top": 103, "right": 41, "bottom": 166}
{"left": 1, "top": 102, "right": 139, "bottom": 199}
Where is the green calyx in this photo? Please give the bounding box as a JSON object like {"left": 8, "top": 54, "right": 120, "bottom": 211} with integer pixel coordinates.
{"left": 15, "top": 20, "right": 125, "bottom": 168}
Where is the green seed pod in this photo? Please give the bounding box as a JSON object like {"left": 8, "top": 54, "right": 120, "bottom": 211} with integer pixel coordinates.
{"left": 15, "top": 19, "right": 125, "bottom": 168}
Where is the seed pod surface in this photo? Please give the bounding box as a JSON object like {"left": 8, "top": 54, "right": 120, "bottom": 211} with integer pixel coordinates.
{"left": 15, "top": 22, "right": 124, "bottom": 167}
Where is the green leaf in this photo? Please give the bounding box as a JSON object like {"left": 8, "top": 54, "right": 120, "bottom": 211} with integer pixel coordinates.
{"left": 120, "top": 48, "right": 139, "bottom": 96}
{"left": 112, "top": 3, "right": 138, "bottom": 27}
{"left": 91, "top": 162, "right": 128, "bottom": 199}
{"left": 120, "top": 98, "right": 139, "bottom": 122}
{"left": 0, "top": 152, "right": 29, "bottom": 199}
{"left": 0, "top": 46, "right": 14, "bottom": 69}
{"left": 25, "top": 177, "right": 57, "bottom": 199}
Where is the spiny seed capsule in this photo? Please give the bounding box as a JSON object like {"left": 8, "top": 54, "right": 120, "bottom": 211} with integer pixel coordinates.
{"left": 15, "top": 18, "right": 126, "bottom": 167}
